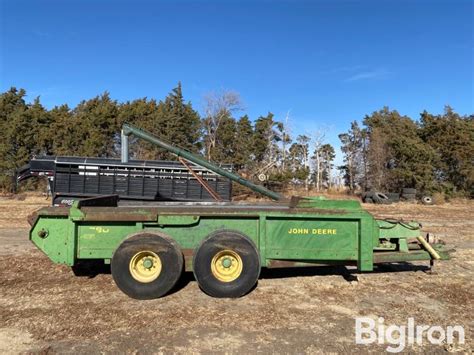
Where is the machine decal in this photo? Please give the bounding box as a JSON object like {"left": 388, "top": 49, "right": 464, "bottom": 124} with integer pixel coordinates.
{"left": 89, "top": 227, "right": 110, "bottom": 234}
{"left": 287, "top": 228, "right": 337, "bottom": 235}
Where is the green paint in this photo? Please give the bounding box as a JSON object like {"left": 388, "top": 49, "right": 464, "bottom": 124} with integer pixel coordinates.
{"left": 29, "top": 197, "right": 449, "bottom": 272}
{"left": 377, "top": 219, "right": 421, "bottom": 239}
{"left": 30, "top": 216, "right": 72, "bottom": 265}
{"left": 77, "top": 223, "right": 138, "bottom": 259}
{"left": 222, "top": 258, "right": 232, "bottom": 268}
{"left": 158, "top": 215, "right": 200, "bottom": 225}
{"left": 143, "top": 258, "right": 153, "bottom": 269}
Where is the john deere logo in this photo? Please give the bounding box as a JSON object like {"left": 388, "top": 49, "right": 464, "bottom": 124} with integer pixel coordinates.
{"left": 288, "top": 228, "right": 337, "bottom": 235}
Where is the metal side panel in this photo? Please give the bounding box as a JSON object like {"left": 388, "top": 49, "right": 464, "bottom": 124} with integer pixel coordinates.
{"left": 150, "top": 216, "right": 260, "bottom": 271}
{"left": 77, "top": 222, "right": 139, "bottom": 259}
{"left": 74, "top": 216, "right": 261, "bottom": 269}
{"left": 264, "top": 216, "right": 360, "bottom": 262}
{"left": 30, "top": 216, "right": 73, "bottom": 265}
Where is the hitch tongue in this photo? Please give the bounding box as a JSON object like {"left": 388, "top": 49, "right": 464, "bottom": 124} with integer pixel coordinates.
{"left": 416, "top": 235, "right": 441, "bottom": 260}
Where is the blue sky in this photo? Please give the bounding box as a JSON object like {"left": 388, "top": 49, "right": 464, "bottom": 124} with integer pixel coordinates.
{"left": 1, "top": 0, "right": 473, "bottom": 165}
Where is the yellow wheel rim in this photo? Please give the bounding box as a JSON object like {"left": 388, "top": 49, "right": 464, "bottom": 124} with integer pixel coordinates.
{"left": 211, "top": 249, "right": 243, "bottom": 282}
{"left": 129, "top": 251, "right": 162, "bottom": 283}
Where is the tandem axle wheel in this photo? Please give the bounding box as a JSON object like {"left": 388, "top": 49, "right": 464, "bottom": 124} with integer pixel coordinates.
{"left": 111, "top": 232, "right": 183, "bottom": 300}
{"left": 193, "top": 230, "right": 261, "bottom": 298}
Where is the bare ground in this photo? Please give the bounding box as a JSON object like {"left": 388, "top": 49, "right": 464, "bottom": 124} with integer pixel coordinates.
{"left": 0, "top": 195, "right": 472, "bottom": 354}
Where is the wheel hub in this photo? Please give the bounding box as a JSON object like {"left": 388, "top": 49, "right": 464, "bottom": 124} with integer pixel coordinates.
{"left": 222, "top": 257, "right": 232, "bottom": 268}
{"left": 129, "top": 251, "right": 162, "bottom": 283}
{"left": 211, "top": 250, "right": 243, "bottom": 282}
{"left": 143, "top": 258, "right": 153, "bottom": 269}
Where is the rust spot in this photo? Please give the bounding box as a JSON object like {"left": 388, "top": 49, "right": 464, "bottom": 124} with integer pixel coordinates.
{"left": 81, "top": 207, "right": 160, "bottom": 222}
{"left": 28, "top": 207, "right": 69, "bottom": 226}
{"left": 27, "top": 212, "right": 37, "bottom": 227}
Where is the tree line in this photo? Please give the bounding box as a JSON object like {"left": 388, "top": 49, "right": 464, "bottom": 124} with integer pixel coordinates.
{"left": 0, "top": 84, "right": 472, "bottom": 197}
{"left": 339, "top": 107, "right": 473, "bottom": 197}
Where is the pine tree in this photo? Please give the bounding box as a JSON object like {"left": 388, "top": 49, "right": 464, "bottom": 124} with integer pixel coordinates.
{"left": 212, "top": 114, "right": 237, "bottom": 164}
{"left": 363, "top": 107, "right": 436, "bottom": 192}
{"left": 288, "top": 142, "right": 309, "bottom": 181}
{"left": 0, "top": 88, "right": 40, "bottom": 190}
{"left": 319, "top": 144, "right": 335, "bottom": 188}
{"left": 419, "top": 107, "right": 474, "bottom": 196}
{"left": 253, "top": 113, "right": 281, "bottom": 164}
{"left": 120, "top": 83, "right": 202, "bottom": 160}
{"left": 28, "top": 97, "right": 53, "bottom": 156}
{"left": 162, "top": 82, "right": 201, "bottom": 155}
{"left": 233, "top": 115, "right": 254, "bottom": 169}
{"left": 48, "top": 104, "right": 77, "bottom": 155}
{"left": 73, "top": 92, "right": 119, "bottom": 157}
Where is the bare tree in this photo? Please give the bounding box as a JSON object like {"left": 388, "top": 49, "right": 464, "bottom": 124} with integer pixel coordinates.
{"left": 367, "top": 127, "right": 388, "bottom": 190}
{"left": 339, "top": 121, "right": 366, "bottom": 192}
{"left": 339, "top": 132, "right": 355, "bottom": 191}
{"left": 310, "top": 129, "right": 326, "bottom": 192}
{"left": 281, "top": 110, "right": 292, "bottom": 171}
{"left": 202, "top": 90, "right": 242, "bottom": 160}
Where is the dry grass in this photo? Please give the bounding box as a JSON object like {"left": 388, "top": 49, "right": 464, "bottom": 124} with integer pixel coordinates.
{"left": 0, "top": 193, "right": 50, "bottom": 228}
{"left": 432, "top": 192, "right": 446, "bottom": 205}
{"left": 281, "top": 186, "right": 358, "bottom": 199}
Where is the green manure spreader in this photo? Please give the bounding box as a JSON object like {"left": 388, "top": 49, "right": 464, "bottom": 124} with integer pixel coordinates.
{"left": 28, "top": 124, "right": 450, "bottom": 299}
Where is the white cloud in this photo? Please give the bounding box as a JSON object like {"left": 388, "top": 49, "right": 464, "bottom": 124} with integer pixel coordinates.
{"left": 344, "top": 68, "right": 390, "bottom": 82}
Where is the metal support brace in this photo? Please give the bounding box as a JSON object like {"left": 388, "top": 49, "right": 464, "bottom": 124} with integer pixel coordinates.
{"left": 178, "top": 157, "right": 223, "bottom": 202}
{"left": 121, "top": 130, "right": 129, "bottom": 163}
{"left": 417, "top": 235, "right": 441, "bottom": 260}
{"left": 121, "top": 123, "right": 283, "bottom": 200}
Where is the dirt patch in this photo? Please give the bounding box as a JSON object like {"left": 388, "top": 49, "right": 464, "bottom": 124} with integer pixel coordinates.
{"left": 0, "top": 327, "right": 35, "bottom": 354}
{"left": 0, "top": 197, "right": 472, "bottom": 353}
{"left": 0, "top": 194, "right": 50, "bottom": 228}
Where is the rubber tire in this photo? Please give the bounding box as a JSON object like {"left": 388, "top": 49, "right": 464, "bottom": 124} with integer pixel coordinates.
{"left": 374, "top": 192, "right": 391, "bottom": 204}
{"left": 421, "top": 196, "right": 433, "bottom": 205}
{"left": 193, "top": 230, "right": 260, "bottom": 298}
{"left": 362, "top": 191, "right": 375, "bottom": 203}
{"left": 368, "top": 192, "right": 390, "bottom": 204}
{"left": 111, "top": 232, "right": 183, "bottom": 300}
{"left": 402, "top": 188, "right": 416, "bottom": 194}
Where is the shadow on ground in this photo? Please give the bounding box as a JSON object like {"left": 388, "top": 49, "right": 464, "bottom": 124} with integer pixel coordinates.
{"left": 72, "top": 260, "right": 431, "bottom": 293}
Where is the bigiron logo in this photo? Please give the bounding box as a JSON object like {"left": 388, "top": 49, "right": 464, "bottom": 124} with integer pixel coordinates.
{"left": 355, "top": 317, "right": 465, "bottom": 353}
